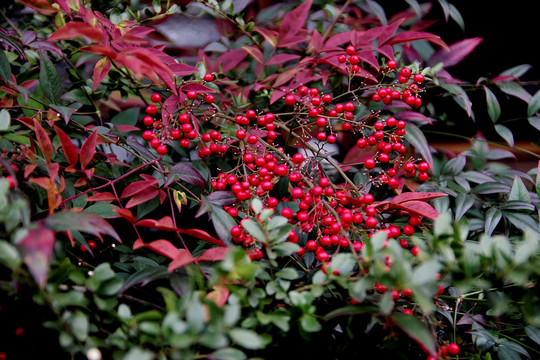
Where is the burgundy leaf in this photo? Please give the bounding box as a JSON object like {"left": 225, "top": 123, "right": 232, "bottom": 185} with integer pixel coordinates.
{"left": 169, "top": 163, "right": 205, "bottom": 187}
{"left": 428, "top": 37, "right": 483, "bottom": 68}
{"left": 92, "top": 57, "right": 111, "bottom": 90}
{"left": 20, "top": 225, "right": 56, "bottom": 288}
{"left": 386, "top": 31, "right": 448, "bottom": 50}
{"left": 216, "top": 48, "right": 249, "bottom": 73}
{"left": 181, "top": 83, "right": 216, "bottom": 93}
{"left": 390, "top": 200, "right": 441, "bottom": 220}
{"left": 54, "top": 125, "right": 78, "bottom": 167}
{"left": 144, "top": 239, "right": 180, "bottom": 260}
{"left": 125, "top": 186, "right": 160, "bottom": 209}
{"left": 168, "top": 249, "right": 196, "bottom": 271}
{"left": 48, "top": 22, "right": 106, "bottom": 43}
{"left": 179, "top": 228, "right": 225, "bottom": 247}
{"left": 33, "top": 118, "right": 54, "bottom": 163}
{"left": 79, "top": 129, "right": 99, "bottom": 170}
{"left": 45, "top": 210, "right": 121, "bottom": 242}
{"left": 243, "top": 45, "right": 264, "bottom": 65}
{"left": 391, "top": 192, "right": 448, "bottom": 204}
{"left": 197, "top": 247, "right": 229, "bottom": 262}
{"left": 85, "top": 191, "right": 117, "bottom": 202}
{"left": 278, "top": 0, "right": 312, "bottom": 42}
{"left": 206, "top": 191, "right": 237, "bottom": 207}
{"left": 170, "top": 63, "right": 199, "bottom": 76}
{"left": 266, "top": 53, "right": 302, "bottom": 66}
{"left": 120, "top": 178, "right": 159, "bottom": 199}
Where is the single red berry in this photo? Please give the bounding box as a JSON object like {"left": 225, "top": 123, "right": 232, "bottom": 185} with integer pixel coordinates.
{"left": 247, "top": 135, "right": 258, "bottom": 144}
{"left": 402, "top": 309, "right": 414, "bottom": 315}
{"left": 345, "top": 44, "right": 356, "bottom": 55}
{"left": 365, "top": 216, "right": 378, "bottom": 228}
{"left": 203, "top": 73, "right": 214, "bottom": 82}
{"left": 337, "top": 54, "right": 347, "bottom": 63}
{"left": 418, "top": 171, "right": 429, "bottom": 182}
{"left": 400, "top": 67, "right": 412, "bottom": 77}
{"left": 186, "top": 90, "right": 197, "bottom": 99}
{"left": 413, "top": 73, "right": 425, "bottom": 83}
{"left": 411, "top": 246, "right": 420, "bottom": 256}
{"left": 292, "top": 153, "right": 305, "bottom": 164}
{"left": 146, "top": 105, "right": 157, "bottom": 115}
{"left": 447, "top": 343, "right": 460, "bottom": 355}
{"left": 306, "top": 240, "right": 318, "bottom": 251}
{"left": 322, "top": 94, "right": 333, "bottom": 103}
{"left": 417, "top": 161, "right": 430, "bottom": 172}
{"left": 150, "top": 137, "right": 161, "bottom": 149}
{"left": 349, "top": 54, "right": 360, "bottom": 64}
{"left": 205, "top": 94, "right": 215, "bottom": 103}
{"left": 143, "top": 115, "right": 154, "bottom": 126}
{"left": 6, "top": 175, "right": 16, "bottom": 189}
{"left": 150, "top": 93, "right": 161, "bottom": 103}
{"left": 156, "top": 144, "right": 168, "bottom": 155}
{"left": 387, "top": 59, "right": 397, "bottom": 69}
{"left": 284, "top": 94, "right": 296, "bottom": 106}
{"left": 364, "top": 158, "right": 376, "bottom": 169}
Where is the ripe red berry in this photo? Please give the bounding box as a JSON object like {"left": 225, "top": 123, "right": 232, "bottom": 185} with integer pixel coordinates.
{"left": 322, "top": 94, "right": 332, "bottom": 103}
{"left": 337, "top": 54, "right": 347, "bottom": 63}
{"left": 345, "top": 44, "right": 356, "bottom": 55}
{"left": 146, "top": 105, "right": 157, "bottom": 115}
{"left": 364, "top": 158, "right": 376, "bottom": 169}
{"left": 417, "top": 161, "right": 430, "bottom": 172}
{"left": 186, "top": 90, "right": 197, "bottom": 99}
{"left": 411, "top": 246, "right": 420, "bottom": 256}
{"left": 365, "top": 216, "right": 378, "bottom": 228}
{"left": 387, "top": 59, "right": 397, "bottom": 69}
{"left": 142, "top": 115, "right": 154, "bottom": 126}
{"left": 418, "top": 171, "right": 429, "bottom": 182}
{"left": 284, "top": 94, "right": 296, "bottom": 106}
{"left": 400, "top": 67, "right": 412, "bottom": 77}
{"left": 203, "top": 73, "right": 214, "bottom": 82}
{"left": 150, "top": 93, "right": 161, "bottom": 103}
{"left": 292, "top": 153, "right": 305, "bottom": 164}
{"left": 6, "top": 175, "right": 16, "bottom": 189}
{"left": 156, "top": 144, "right": 168, "bottom": 155}
{"left": 447, "top": 343, "right": 460, "bottom": 355}
{"left": 413, "top": 73, "right": 425, "bottom": 83}
{"left": 204, "top": 94, "right": 215, "bottom": 103}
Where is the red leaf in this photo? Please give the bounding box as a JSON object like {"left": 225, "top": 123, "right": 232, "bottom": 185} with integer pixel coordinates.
{"left": 33, "top": 118, "right": 54, "bottom": 163}
{"left": 168, "top": 249, "right": 196, "bottom": 271}
{"left": 54, "top": 125, "right": 79, "bottom": 167}
{"left": 79, "top": 129, "right": 99, "bottom": 170}
{"left": 390, "top": 200, "right": 441, "bottom": 221}
{"left": 93, "top": 57, "right": 111, "bottom": 90}
{"left": 135, "top": 216, "right": 178, "bottom": 232}
{"left": 179, "top": 228, "right": 225, "bottom": 247}
{"left": 391, "top": 192, "right": 448, "bottom": 204}
{"left": 48, "top": 22, "right": 106, "bottom": 43}
{"left": 270, "top": 89, "right": 286, "bottom": 105}
{"left": 170, "top": 63, "right": 199, "bottom": 76}
{"left": 278, "top": 0, "right": 312, "bottom": 42}
{"left": 308, "top": 29, "right": 323, "bottom": 54}
{"left": 197, "top": 247, "right": 229, "bottom": 262}
{"left": 144, "top": 239, "right": 180, "bottom": 260}
{"left": 114, "top": 208, "right": 138, "bottom": 223}
{"left": 17, "top": 0, "right": 57, "bottom": 15}
{"left": 85, "top": 191, "right": 117, "bottom": 202}
{"left": 82, "top": 45, "right": 117, "bottom": 58}
{"left": 120, "top": 178, "right": 159, "bottom": 198}
{"left": 181, "top": 83, "right": 216, "bottom": 94}
{"left": 428, "top": 37, "right": 483, "bottom": 68}
{"left": 254, "top": 27, "right": 278, "bottom": 48}
{"left": 243, "top": 46, "right": 264, "bottom": 65}
{"left": 19, "top": 225, "right": 56, "bottom": 288}
{"left": 125, "top": 186, "right": 160, "bottom": 208}
{"left": 386, "top": 31, "right": 448, "bottom": 50}
{"left": 266, "top": 54, "right": 302, "bottom": 66}
{"left": 216, "top": 49, "right": 248, "bottom": 73}
{"left": 206, "top": 284, "right": 230, "bottom": 307}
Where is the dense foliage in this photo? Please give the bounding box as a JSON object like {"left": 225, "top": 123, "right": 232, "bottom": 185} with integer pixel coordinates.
{"left": 1, "top": 0, "right": 540, "bottom": 359}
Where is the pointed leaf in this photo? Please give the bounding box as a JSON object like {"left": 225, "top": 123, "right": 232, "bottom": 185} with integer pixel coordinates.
{"left": 54, "top": 125, "right": 79, "bottom": 167}
{"left": 391, "top": 312, "right": 437, "bottom": 357}
{"left": 93, "top": 57, "right": 111, "bottom": 91}
{"left": 135, "top": 216, "right": 178, "bottom": 232}
{"left": 79, "top": 129, "right": 99, "bottom": 169}
{"left": 503, "top": 211, "right": 540, "bottom": 236}
{"left": 168, "top": 249, "right": 196, "bottom": 271}
{"left": 454, "top": 193, "right": 475, "bottom": 222}
{"left": 144, "top": 240, "right": 180, "bottom": 260}
{"left": 179, "top": 228, "right": 225, "bottom": 246}
{"left": 509, "top": 175, "right": 531, "bottom": 202}
{"left": 403, "top": 123, "right": 434, "bottom": 171}
{"left": 0, "top": 109, "right": 10, "bottom": 131}
{"left": 39, "top": 50, "right": 62, "bottom": 104}
{"left": 266, "top": 54, "right": 301, "bottom": 66}
{"left": 33, "top": 118, "right": 54, "bottom": 163}
{"left": 45, "top": 210, "right": 121, "bottom": 242}
{"left": 169, "top": 163, "right": 205, "bottom": 187}
{"left": 391, "top": 200, "right": 440, "bottom": 220}
{"left": 229, "top": 328, "right": 266, "bottom": 350}
{"left": 494, "top": 124, "right": 514, "bottom": 149}
{"left": 278, "top": 0, "right": 312, "bottom": 40}
{"left": 197, "top": 247, "right": 229, "bottom": 262}
{"left": 19, "top": 225, "right": 56, "bottom": 288}
{"left": 0, "top": 49, "right": 11, "bottom": 81}
{"left": 484, "top": 85, "right": 500, "bottom": 123}
{"left": 428, "top": 37, "right": 482, "bottom": 68}
{"left": 206, "top": 191, "right": 237, "bottom": 207}
{"left": 528, "top": 89, "right": 540, "bottom": 116}
{"left": 391, "top": 192, "right": 448, "bottom": 204}
{"left": 484, "top": 208, "right": 502, "bottom": 236}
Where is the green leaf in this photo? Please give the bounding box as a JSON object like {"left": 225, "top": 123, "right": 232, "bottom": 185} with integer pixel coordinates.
{"left": 0, "top": 239, "right": 22, "bottom": 270}
{"left": 503, "top": 211, "right": 540, "bottom": 236}
{"left": 241, "top": 218, "right": 266, "bottom": 242}
{"left": 454, "top": 193, "right": 475, "bottom": 222}
{"left": 229, "top": 328, "right": 266, "bottom": 350}
{"left": 122, "top": 347, "right": 154, "bottom": 360}
{"left": 536, "top": 161, "right": 540, "bottom": 198}
{"left": 484, "top": 208, "right": 502, "bottom": 236}
{"left": 404, "top": 123, "right": 433, "bottom": 171}
{"left": 39, "top": 50, "right": 62, "bottom": 104}
{"left": 0, "top": 109, "right": 10, "bottom": 131}
{"left": 275, "top": 267, "right": 301, "bottom": 280}
{"left": 300, "top": 314, "right": 322, "bottom": 332}
{"left": 391, "top": 312, "right": 437, "bottom": 356}
{"left": 0, "top": 50, "right": 11, "bottom": 81}
{"left": 528, "top": 88, "right": 540, "bottom": 116}
{"left": 45, "top": 211, "right": 121, "bottom": 242}
{"left": 500, "top": 64, "right": 532, "bottom": 78}
{"left": 484, "top": 85, "right": 500, "bottom": 122}
{"left": 525, "top": 326, "right": 540, "bottom": 346}
{"left": 472, "top": 182, "right": 511, "bottom": 195}
{"left": 509, "top": 175, "right": 531, "bottom": 202}
{"left": 208, "top": 348, "right": 247, "bottom": 360}
{"left": 494, "top": 124, "right": 514, "bottom": 149}
{"left": 111, "top": 107, "right": 139, "bottom": 126}
{"left": 69, "top": 311, "right": 89, "bottom": 342}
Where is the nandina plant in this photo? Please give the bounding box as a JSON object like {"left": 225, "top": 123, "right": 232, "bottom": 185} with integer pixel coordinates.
{"left": 1, "top": 0, "right": 540, "bottom": 359}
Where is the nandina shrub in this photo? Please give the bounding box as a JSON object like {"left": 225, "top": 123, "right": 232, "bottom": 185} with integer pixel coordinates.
{"left": 1, "top": 1, "right": 540, "bottom": 359}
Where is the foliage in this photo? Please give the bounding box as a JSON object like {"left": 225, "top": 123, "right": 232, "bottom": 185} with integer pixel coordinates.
{"left": 1, "top": 0, "right": 540, "bottom": 359}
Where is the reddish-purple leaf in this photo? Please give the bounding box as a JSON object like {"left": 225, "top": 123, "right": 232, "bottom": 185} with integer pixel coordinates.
{"left": 48, "top": 22, "right": 106, "bottom": 43}
{"left": 308, "top": 29, "right": 323, "bottom": 54}
{"left": 391, "top": 200, "right": 441, "bottom": 220}
{"left": 278, "top": 0, "right": 312, "bottom": 42}
{"left": 92, "top": 57, "right": 111, "bottom": 91}
{"left": 144, "top": 239, "right": 180, "bottom": 260}
{"left": 386, "top": 31, "right": 448, "bottom": 50}
{"left": 266, "top": 54, "right": 302, "bottom": 66}
{"left": 114, "top": 208, "right": 138, "bottom": 223}
{"left": 243, "top": 46, "right": 264, "bottom": 65}
{"left": 428, "top": 37, "right": 482, "bottom": 68}
{"left": 270, "top": 89, "right": 287, "bottom": 105}
{"left": 197, "top": 247, "right": 229, "bottom": 262}
{"left": 179, "top": 228, "right": 225, "bottom": 247}
{"left": 79, "top": 129, "right": 99, "bottom": 170}
{"left": 216, "top": 49, "right": 249, "bottom": 73}
{"left": 206, "top": 191, "right": 238, "bottom": 207}
{"left": 254, "top": 27, "right": 278, "bottom": 48}
{"left": 391, "top": 192, "right": 448, "bottom": 204}
{"left": 19, "top": 225, "right": 56, "bottom": 288}
{"left": 54, "top": 125, "right": 79, "bottom": 167}
{"left": 33, "top": 118, "right": 54, "bottom": 163}
{"left": 120, "top": 178, "right": 159, "bottom": 199}
{"left": 125, "top": 186, "right": 160, "bottom": 209}
{"left": 169, "top": 163, "right": 205, "bottom": 187}
{"left": 168, "top": 249, "right": 196, "bottom": 271}
{"left": 135, "top": 216, "right": 178, "bottom": 232}
{"left": 85, "top": 192, "right": 117, "bottom": 202}
{"left": 45, "top": 210, "right": 121, "bottom": 242}
{"left": 181, "top": 83, "right": 216, "bottom": 94}
{"left": 170, "top": 63, "right": 199, "bottom": 76}
{"left": 394, "top": 110, "right": 435, "bottom": 125}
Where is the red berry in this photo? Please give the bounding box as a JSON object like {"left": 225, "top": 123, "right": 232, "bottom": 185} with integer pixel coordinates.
{"left": 400, "top": 67, "right": 412, "bottom": 77}
{"left": 306, "top": 240, "right": 318, "bottom": 251}
{"left": 156, "top": 144, "right": 168, "bottom": 155}
{"left": 418, "top": 171, "right": 429, "bottom": 182}
{"left": 411, "top": 246, "right": 420, "bottom": 256}
{"left": 413, "top": 73, "right": 425, "bottom": 83}
{"left": 337, "top": 54, "right": 347, "bottom": 63}
{"left": 417, "top": 161, "right": 430, "bottom": 172}
{"left": 447, "top": 343, "right": 460, "bottom": 355}
{"left": 143, "top": 115, "right": 154, "bottom": 126}
{"left": 365, "top": 216, "right": 378, "bottom": 228}
{"left": 284, "top": 94, "right": 296, "bottom": 106}
{"left": 203, "top": 73, "right": 214, "bottom": 82}
{"left": 146, "top": 105, "right": 157, "bottom": 115}
{"left": 150, "top": 93, "right": 161, "bottom": 103}
{"left": 345, "top": 44, "right": 356, "bottom": 55}
{"left": 186, "top": 90, "right": 197, "bottom": 99}
{"left": 6, "top": 175, "right": 16, "bottom": 189}
{"left": 364, "top": 158, "right": 376, "bottom": 169}
{"left": 387, "top": 59, "right": 397, "bottom": 69}
{"left": 292, "top": 153, "right": 305, "bottom": 164}
{"left": 205, "top": 94, "right": 215, "bottom": 103}
{"left": 322, "top": 94, "right": 332, "bottom": 103}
